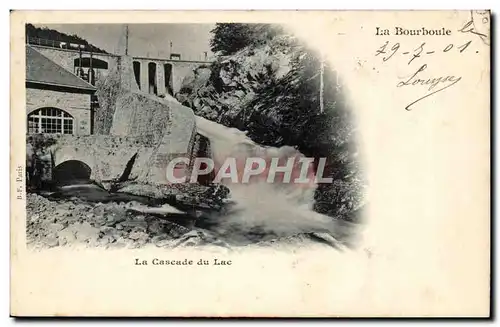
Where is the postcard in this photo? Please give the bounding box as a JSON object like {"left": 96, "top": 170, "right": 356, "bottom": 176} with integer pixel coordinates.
{"left": 10, "top": 10, "right": 490, "bottom": 317}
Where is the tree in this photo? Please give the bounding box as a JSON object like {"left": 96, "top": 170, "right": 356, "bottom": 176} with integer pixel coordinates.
{"left": 210, "top": 24, "right": 256, "bottom": 55}
{"left": 25, "top": 24, "right": 108, "bottom": 54}
{"left": 210, "top": 23, "right": 283, "bottom": 56}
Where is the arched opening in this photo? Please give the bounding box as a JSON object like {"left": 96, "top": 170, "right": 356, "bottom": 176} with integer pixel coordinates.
{"left": 164, "top": 63, "right": 173, "bottom": 95}
{"left": 28, "top": 108, "right": 74, "bottom": 135}
{"left": 73, "top": 57, "right": 108, "bottom": 70}
{"left": 148, "top": 62, "right": 157, "bottom": 95}
{"left": 52, "top": 160, "right": 92, "bottom": 186}
{"left": 133, "top": 61, "right": 141, "bottom": 90}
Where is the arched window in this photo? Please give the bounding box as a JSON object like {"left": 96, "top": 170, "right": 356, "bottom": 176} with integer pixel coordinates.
{"left": 148, "top": 62, "right": 157, "bottom": 95}
{"left": 28, "top": 108, "right": 74, "bottom": 135}
{"left": 164, "top": 64, "right": 173, "bottom": 95}
{"left": 133, "top": 61, "right": 141, "bottom": 89}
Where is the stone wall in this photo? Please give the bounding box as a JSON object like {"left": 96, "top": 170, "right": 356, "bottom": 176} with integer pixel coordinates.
{"left": 95, "top": 55, "right": 197, "bottom": 185}
{"left": 27, "top": 134, "right": 156, "bottom": 183}
{"left": 26, "top": 132, "right": 202, "bottom": 199}
{"left": 171, "top": 61, "right": 208, "bottom": 95}
{"left": 26, "top": 88, "right": 92, "bottom": 135}
{"left": 32, "top": 45, "right": 119, "bottom": 79}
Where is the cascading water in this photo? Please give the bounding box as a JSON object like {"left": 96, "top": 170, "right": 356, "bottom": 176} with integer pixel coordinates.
{"left": 195, "top": 116, "right": 347, "bottom": 245}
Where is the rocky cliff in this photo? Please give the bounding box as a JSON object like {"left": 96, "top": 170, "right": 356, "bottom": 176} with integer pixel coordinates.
{"left": 176, "top": 25, "right": 366, "bottom": 222}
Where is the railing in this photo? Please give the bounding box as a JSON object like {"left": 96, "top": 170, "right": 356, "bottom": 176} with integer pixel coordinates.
{"left": 27, "top": 36, "right": 214, "bottom": 62}
{"left": 27, "top": 37, "right": 85, "bottom": 50}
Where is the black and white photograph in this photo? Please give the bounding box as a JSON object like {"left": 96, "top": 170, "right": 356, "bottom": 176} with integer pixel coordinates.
{"left": 10, "top": 10, "right": 490, "bottom": 317}
{"left": 25, "top": 22, "right": 366, "bottom": 250}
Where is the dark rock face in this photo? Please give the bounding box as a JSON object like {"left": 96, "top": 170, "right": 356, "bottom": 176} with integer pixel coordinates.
{"left": 175, "top": 25, "right": 366, "bottom": 220}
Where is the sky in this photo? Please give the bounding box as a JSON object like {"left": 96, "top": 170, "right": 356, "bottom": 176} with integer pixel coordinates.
{"left": 39, "top": 24, "right": 216, "bottom": 61}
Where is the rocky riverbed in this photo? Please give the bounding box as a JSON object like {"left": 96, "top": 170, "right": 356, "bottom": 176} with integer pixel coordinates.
{"left": 26, "top": 190, "right": 349, "bottom": 250}
{"left": 26, "top": 192, "right": 232, "bottom": 250}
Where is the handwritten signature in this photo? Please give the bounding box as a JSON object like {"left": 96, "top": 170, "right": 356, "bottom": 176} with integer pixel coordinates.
{"left": 397, "top": 64, "right": 462, "bottom": 111}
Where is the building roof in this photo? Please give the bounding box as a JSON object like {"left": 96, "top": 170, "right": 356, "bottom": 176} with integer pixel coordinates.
{"left": 26, "top": 46, "right": 96, "bottom": 92}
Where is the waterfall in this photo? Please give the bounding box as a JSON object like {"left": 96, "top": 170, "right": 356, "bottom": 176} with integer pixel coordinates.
{"left": 195, "top": 116, "right": 343, "bottom": 245}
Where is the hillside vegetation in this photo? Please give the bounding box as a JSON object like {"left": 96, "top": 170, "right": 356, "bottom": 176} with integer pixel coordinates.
{"left": 176, "top": 23, "right": 366, "bottom": 222}
{"left": 26, "top": 23, "right": 108, "bottom": 53}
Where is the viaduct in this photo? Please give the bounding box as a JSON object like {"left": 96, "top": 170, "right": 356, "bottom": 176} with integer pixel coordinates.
{"left": 28, "top": 43, "right": 210, "bottom": 96}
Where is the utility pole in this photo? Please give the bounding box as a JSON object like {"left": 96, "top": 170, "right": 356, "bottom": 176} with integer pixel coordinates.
{"left": 90, "top": 45, "right": 95, "bottom": 134}
{"left": 319, "top": 56, "right": 325, "bottom": 114}
{"left": 125, "top": 24, "right": 129, "bottom": 55}
{"left": 78, "top": 45, "right": 83, "bottom": 78}
{"left": 89, "top": 46, "right": 94, "bottom": 85}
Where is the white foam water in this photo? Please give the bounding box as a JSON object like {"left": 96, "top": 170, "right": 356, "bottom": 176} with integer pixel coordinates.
{"left": 195, "top": 116, "right": 342, "bottom": 243}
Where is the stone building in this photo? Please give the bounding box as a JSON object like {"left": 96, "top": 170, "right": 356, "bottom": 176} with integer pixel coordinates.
{"left": 26, "top": 46, "right": 97, "bottom": 135}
